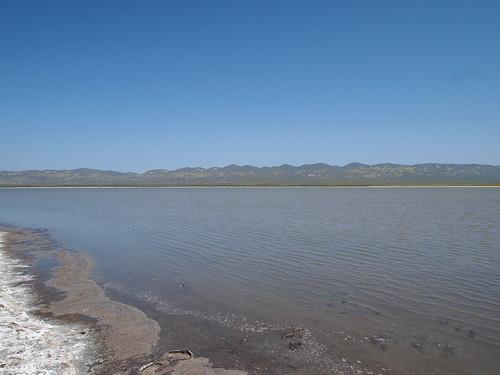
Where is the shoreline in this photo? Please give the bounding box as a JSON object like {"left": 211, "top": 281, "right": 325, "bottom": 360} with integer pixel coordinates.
{"left": 0, "top": 227, "right": 251, "bottom": 374}
{"left": 1, "top": 185, "right": 500, "bottom": 189}
{"left": 0, "top": 225, "right": 399, "bottom": 375}
{"left": 48, "top": 250, "right": 161, "bottom": 362}
{"left": 1, "top": 190, "right": 497, "bottom": 374}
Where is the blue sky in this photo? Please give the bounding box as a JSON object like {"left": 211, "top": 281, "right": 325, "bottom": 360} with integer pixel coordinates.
{"left": 1, "top": 1, "right": 499, "bottom": 171}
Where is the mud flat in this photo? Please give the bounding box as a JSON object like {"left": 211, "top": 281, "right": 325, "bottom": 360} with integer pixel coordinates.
{"left": 47, "top": 250, "right": 161, "bottom": 361}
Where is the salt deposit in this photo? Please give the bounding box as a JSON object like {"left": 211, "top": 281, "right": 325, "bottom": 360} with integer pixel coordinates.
{"left": 0, "top": 232, "right": 94, "bottom": 375}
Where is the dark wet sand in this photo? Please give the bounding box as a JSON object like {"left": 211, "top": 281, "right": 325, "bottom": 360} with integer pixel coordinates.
{"left": 49, "top": 250, "right": 250, "bottom": 374}
{"left": 48, "top": 250, "right": 161, "bottom": 360}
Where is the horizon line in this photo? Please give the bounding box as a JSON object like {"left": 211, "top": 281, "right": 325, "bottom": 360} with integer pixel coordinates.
{"left": 2, "top": 161, "right": 500, "bottom": 174}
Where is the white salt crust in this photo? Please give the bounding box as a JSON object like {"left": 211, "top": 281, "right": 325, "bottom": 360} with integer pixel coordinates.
{"left": 0, "top": 232, "right": 94, "bottom": 374}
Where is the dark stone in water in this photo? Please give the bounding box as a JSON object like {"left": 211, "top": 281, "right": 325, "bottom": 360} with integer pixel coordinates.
{"left": 282, "top": 328, "right": 304, "bottom": 351}
{"left": 438, "top": 344, "right": 455, "bottom": 358}
{"left": 411, "top": 343, "right": 425, "bottom": 354}
{"left": 467, "top": 329, "right": 477, "bottom": 338}
{"left": 368, "top": 335, "right": 391, "bottom": 351}
{"left": 369, "top": 335, "right": 390, "bottom": 345}
{"left": 437, "top": 317, "right": 450, "bottom": 326}
{"left": 282, "top": 328, "right": 304, "bottom": 341}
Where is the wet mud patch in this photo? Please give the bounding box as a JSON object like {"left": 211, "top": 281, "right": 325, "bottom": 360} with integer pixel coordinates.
{"left": 105, "top": 286, "right": 376, "bottom": 375}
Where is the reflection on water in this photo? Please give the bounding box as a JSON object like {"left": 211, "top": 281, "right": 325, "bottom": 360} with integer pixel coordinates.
{"left": 1, "top": 187, "right": 499, "bottom": 374}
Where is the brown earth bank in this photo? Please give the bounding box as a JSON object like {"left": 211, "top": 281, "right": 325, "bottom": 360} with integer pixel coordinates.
{"left": 0, "top": 225, "right": 381, "bottom": 375}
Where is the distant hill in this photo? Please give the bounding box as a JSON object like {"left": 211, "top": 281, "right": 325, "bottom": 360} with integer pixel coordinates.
{"left": 1, "top": 163, "right": 500, "bottom": 186}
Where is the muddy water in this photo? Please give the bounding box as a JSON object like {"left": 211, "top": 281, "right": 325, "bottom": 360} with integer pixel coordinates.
{"left": 0, "top": 187, "right": 499, "bottom": 374}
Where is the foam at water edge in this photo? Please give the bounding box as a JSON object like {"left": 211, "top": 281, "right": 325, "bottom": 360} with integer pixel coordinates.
{"left": 0, "top": 232, "right": 95, "bottom": 374}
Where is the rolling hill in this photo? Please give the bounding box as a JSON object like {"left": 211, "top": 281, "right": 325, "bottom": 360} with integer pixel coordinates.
{"left": 1, "top": 163, "right": 499, "bottom": 186}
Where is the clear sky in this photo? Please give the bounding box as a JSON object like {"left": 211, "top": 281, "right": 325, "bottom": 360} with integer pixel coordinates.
{"left": 1, "top": 1, "right": 499, "bottom": 171}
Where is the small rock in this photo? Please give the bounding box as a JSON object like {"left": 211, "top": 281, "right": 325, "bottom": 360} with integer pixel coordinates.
{"left": 161, "top": 349, "right": 193, "bottom": 361}
{"left": 411, "top": 343, "right": 424, "bottom": 354}
{"left": 288, "top": 341, "right": 303, "bottom": 350}
{"left": 438, "top": 344, "right": 455, "bottom": 358}
{"left": 139, "top": 361, "right": 154, "bottom": 372}
{"left": 369, "top": 335, "right": 390, "bottom": 344}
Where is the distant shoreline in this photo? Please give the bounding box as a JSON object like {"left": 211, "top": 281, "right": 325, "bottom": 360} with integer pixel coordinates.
{"left": 2, "top": 163, "right": 499, "bottom": 187}
{"left": 1, "top": 185, "right": 499, "bottom": 189}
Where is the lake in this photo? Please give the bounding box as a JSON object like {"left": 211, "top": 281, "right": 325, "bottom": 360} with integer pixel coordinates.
{"left": 1, "top": 187, "right": 499, "bottom": 374}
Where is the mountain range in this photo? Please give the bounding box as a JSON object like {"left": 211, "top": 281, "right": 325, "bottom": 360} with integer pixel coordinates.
{"left": 1, "top": 163, "right": 500, "bottom": 186}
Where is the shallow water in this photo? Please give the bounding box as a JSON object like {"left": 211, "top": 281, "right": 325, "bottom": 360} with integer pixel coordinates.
{"left": 0, "top": 187, "right": 499, "bottom": 374}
